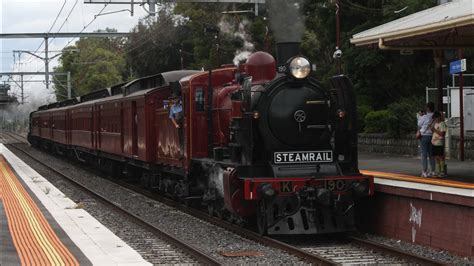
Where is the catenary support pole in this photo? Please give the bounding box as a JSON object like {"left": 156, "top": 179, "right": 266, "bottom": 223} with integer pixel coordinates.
{"left": 336, "top": 0, "right": 341, "bottom": 74}
{"left": 433, "top": 50, "right": 444, "bottom": 112}
{"left": 20, "top": 74, "right": 24, "bottom": 104}
{"left": 67, "top": 71, "right": 71, "bottom": 99}
{"left": 459, "top": 49, "right": 464, "bottom": 161}
{"left": 45, "top": 37, "right": 49, "bottom": 91}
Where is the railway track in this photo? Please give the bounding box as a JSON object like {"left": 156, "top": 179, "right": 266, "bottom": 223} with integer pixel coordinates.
{"left": 294, "top": 236, "right": 445, "bottom": 265}
{"left": 2, "top": 133, "right": 220, "bottom": 265}
{"left": 3, "top": 131, "right": 445, "bottom": 265}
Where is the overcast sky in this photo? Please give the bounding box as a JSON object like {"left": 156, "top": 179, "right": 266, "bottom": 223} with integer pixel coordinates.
{"left": 1, "top": 0, "right": 149, "bottom": 110}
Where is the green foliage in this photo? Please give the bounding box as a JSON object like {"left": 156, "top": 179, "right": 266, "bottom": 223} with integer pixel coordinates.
{"left": 51, "top": 0, "right": 445, "bottom": 135}
{"left": 386, "top": 97, "right": 424, "bottom": 136}
{"left": 53, "top": 28, "right": 127, "bottom": 101}
{"left": 126, "top": 6, "right": 191, "bottom": 76}
{"left": 302, "top": 0, "right": 436, "bottom": 124}
{"left": 364, "top": 110, "right": 392, "bottom": 133}
{"left": 363, "top": 97, "right": 424, "bottom": 135}
{"left": 357, "top": 103, "right": 373, "bottom": 131}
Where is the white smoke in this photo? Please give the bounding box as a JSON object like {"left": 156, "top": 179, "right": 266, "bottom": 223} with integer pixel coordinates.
{"left": 267, "top": 0, "right": 305, "bottom": 43}
{"left": 219, "top": 18, "right": 255, "bottom": 66}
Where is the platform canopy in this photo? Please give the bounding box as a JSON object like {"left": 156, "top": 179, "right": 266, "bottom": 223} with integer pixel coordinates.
{"left": 350, "top": 0, "right": 474, "bottom": 49}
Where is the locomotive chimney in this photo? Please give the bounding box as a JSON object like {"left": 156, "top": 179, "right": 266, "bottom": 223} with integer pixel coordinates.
{"left": 276, "top": 42, "right": 301, "bottom": 64}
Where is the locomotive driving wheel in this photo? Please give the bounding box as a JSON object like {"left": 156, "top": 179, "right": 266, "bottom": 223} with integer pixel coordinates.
{"left": 257, "top": 200, "right": 268, "bottom": 235}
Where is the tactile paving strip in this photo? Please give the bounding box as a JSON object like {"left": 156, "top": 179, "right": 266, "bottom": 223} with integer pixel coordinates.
{"left": 0, "top": 155, "right": 79, "bottom": 266}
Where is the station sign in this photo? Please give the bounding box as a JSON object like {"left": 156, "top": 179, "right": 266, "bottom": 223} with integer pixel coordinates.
{"left": 449, "top": 59, "right": 467, "bottom": 75}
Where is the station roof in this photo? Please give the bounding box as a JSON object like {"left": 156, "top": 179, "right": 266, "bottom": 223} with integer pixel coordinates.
{"left": 350, "top": 0, "right": 474, "bottom": 49}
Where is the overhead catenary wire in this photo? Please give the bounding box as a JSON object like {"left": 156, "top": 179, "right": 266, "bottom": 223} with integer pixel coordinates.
{"left": 47, "top": 0, "right": 68, "bottom": 33}
{"left": 26, "top": 1, "right": 110, "bottom": 93}
{"left": 48, "top": 0, "right": 80, "bottom": 45}
{"left": 60, "top": 2, "right": 111, "bottom": 50}
{"left": 22, "top": 0, "right": 75, "bottom": 66}
{"left": 340, "top": 0, "right": 384, "bottom": 13}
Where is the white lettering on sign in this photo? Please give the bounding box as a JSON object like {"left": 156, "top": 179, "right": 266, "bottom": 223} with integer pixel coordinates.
{"left": 275, "top": 153, "right": 282, "bottom": 163}
{"left": 273, "top": 151, "right": 333, "bottom": 164}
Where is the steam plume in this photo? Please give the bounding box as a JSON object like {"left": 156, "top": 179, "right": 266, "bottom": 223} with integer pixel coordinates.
{"left": 267, "top": 0, "right": 305, "bottom": 43}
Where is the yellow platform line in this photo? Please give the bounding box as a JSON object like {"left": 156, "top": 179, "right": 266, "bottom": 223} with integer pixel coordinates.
{"left": 0, "top": 155, "right": 79, "bottom": 266}
{"left": 361, "top": 170, "right": 474, "bottom": 190}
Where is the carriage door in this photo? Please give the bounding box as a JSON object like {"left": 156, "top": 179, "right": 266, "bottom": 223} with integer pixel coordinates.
{"left": 132, "top": 101, "right": 138, "bottom": 156}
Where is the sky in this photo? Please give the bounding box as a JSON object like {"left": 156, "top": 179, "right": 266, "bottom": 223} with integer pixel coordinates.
{"left": 1, "top": 0, "right": 149, "bottom": 114}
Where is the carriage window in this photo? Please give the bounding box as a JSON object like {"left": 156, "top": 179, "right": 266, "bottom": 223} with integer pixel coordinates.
{"left": 195, "top": 88, "right": 205, "bottom": 111}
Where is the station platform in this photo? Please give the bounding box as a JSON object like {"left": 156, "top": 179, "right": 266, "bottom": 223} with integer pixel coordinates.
{"left": 359, "top": 152, "right": 474, "bottom": 184}
{"left": 0, "top": 144, "right": 150, "bottom": 265}
{"left": 357, "top": 152, "right": 474, "bottom": 258}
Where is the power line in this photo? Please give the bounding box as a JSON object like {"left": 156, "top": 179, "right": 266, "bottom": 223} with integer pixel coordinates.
{"left": 52, "top": 0, "right": 80, "bottom": 40}
{"left": 47, "top": 0, "right": 68, "bottom": 33}
{"left": 60, "top": 2, "right": 111, "bottom": 50}
{"left": 23, "top": 1, "right": 73, "bottom": 66}
{"left": 340, "top": 0, "right": 384, "bottom": 13}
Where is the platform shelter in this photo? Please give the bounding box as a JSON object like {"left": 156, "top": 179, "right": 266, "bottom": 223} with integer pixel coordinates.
{"left": 350, "top": 0, "right": 474, "bottom": 160}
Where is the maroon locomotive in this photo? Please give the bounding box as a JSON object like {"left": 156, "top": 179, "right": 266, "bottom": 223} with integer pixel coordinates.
{"left": 29, "top": 43, "right": 373, "bottom": 235}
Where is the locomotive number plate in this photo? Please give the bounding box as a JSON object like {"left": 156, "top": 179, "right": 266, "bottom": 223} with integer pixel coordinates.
{"left": 274, "top": 151, "right": 333, "bottom": 164}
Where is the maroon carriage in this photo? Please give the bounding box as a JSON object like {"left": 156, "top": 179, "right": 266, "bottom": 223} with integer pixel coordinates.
{"left": 29, "top": 48, "right": 373, "bottom": 235}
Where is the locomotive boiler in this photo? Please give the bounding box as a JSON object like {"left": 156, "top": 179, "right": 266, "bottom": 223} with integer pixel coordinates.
{"left": 28, "top": 42, "right": 373, "bottom": 235}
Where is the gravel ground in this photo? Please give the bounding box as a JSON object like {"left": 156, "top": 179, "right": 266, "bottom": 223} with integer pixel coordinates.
{"left": 361, "top": 233, "right": 474, "bottom": 265}
{"left": 278, "top": 232, "right": 474, "bottom": 265}
{"left": 7, "top": 144, "right": 197, "bottom": 265}
{"left": 9, "top": 143, "right": 304, "bottom": 265}
{"left": 8, "top": 139, "right": 474, "bottom": 265}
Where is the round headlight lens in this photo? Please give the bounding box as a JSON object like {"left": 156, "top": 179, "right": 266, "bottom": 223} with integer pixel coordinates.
{"left": 289, "top": 57, "right": 311, "bottom": 79}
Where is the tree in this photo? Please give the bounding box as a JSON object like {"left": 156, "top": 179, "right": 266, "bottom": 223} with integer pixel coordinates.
{"left": 53, "top": 28, "right": 127, "bottom": 100}
{"left": 125, "top": 6, "right": 190, "bottom": 76}
{"left": 301, "top": 0, "right": 438, "bottom": 133}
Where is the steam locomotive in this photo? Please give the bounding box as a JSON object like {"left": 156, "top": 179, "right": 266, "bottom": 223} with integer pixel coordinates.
{"left": 28, "top": 42, "right": 373, "bottom": 235}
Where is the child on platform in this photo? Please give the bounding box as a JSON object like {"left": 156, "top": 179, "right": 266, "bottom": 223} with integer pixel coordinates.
{"left": 430, "top": 112, "right": 447, "bottom": 177}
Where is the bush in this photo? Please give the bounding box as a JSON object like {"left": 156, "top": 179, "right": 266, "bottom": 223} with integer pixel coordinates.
{"left": 362, "top": 97, "right": 424, "bottom": 136}
{"left": 364, "top": 110, "right": 393, "bottom": 133}
{"left": 386, "top": 97, "right": 424, "bottom": 136}
{"left": 357, "top": 104, "right": 373, "bottom": 132}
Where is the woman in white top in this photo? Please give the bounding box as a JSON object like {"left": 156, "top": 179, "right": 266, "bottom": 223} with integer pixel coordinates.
{"left": 417, "top": 102, "right": 435, "bottom": 177}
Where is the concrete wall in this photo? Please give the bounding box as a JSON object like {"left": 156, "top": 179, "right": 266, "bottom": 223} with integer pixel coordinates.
{"left": 450, "top": 135, "right": 474, "bottom": 160}
{"left": 358, "top": 133, "right": 419, "bottom": 157}
{"left": 358, "top": 133, "right": 474, "bottom": 160}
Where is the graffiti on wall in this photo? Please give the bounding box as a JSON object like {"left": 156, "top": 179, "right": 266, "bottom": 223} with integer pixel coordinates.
{"left": 409, "top": 202, "right": 422, "bottom": 243}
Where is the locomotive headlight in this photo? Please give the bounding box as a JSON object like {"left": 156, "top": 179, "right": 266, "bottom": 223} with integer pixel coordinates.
{"left": 289, "top": 57, "right": 311, "bottom": 79}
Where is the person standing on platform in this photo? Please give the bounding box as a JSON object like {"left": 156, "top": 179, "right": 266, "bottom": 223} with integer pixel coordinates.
{"left": 430, "top": 111, "right": 447, "bottom": 177}
{"left": 417, "top": 102, "right": 435, "bottom": 177}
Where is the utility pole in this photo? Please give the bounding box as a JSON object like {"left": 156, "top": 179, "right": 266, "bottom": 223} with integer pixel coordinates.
{"left": 335, "top": 0, "right": 342, "bottom": 74}
{"left": 2, "top": 32, "right": 129, "bottom": 92}
{"left": 67, "top": 72, "right": 72, "bottom": 99}
{"left": 458, "top": 48, "right": 465, "bottom": 161}
{"left": 14, "top": 44, "right": 61, "bottom": 91}
{"left": 45, "top": 37, "right": 50, "bottom": 90}
{"left": 21, "top": 75, "right": 24, "bottom": 104}
{"left": 0, "top": 72, "right": 72, "bottom": 102}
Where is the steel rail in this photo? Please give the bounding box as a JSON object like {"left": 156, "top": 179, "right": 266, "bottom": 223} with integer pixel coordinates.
{"left": 7, "top": 141, "right": 221, "bottom": 266}
{"left": 7, "top": 132, "right": 445, "bottom": 265}
{"left": 348, "top": 236, "right": 444, "bottom": 266}
{"left": 114, "top": 182, "right": 334, "bottom": 265}
{"left": 4, "top": 132, "right": 27, "bottom": 143}
{"left": 6, "top": 132, "right": 333, "bottom": 265}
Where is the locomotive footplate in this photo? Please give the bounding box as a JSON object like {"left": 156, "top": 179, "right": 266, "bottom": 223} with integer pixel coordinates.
{"left": 243, "top": 175, "right": 374, "bottom": 235}
{"left": 261, "top": 194, "right": 356, "bottom": 235}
